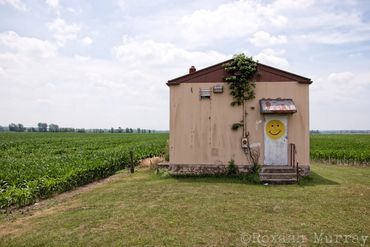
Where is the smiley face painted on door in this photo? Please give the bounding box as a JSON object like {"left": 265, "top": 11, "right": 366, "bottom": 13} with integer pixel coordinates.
{"left": 266, "top": 119, "right": 285, "bottom": 140}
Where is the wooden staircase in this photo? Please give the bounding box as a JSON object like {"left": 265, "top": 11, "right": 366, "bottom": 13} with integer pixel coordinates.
{"left": 260, "top": 166, "right": 298, "bottom": 184}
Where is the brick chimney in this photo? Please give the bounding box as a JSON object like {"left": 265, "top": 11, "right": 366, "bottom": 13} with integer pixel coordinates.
{"left": 189, "top": 66, "right": 196, "bottom": 74}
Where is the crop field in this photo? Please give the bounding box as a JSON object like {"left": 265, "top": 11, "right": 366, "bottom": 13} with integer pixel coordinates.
{"left": 310, "top": 134, "right": 370, "bottom": 165}
{"left": 1, "top": 132, "right": 369, "bottom": 209}
{"left": 0, "top": 132, "right": 168, "bottom": 209}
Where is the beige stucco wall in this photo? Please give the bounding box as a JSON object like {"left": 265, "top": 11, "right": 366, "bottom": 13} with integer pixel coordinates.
{"left": 169, "top": 81, "right": 310, "bottom": 167}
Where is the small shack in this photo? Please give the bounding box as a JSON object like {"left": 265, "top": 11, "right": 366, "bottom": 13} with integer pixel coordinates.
{"left": 166, "top": 58, "right": 312, "bottom": 182}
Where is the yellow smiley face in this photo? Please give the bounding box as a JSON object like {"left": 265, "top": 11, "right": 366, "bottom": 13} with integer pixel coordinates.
{"left": 266, "top": 119, "right": 285, "bottom": 140}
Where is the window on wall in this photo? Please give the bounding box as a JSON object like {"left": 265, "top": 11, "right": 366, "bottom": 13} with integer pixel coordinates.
{"left": 199, "top": 88, "right": 211, "bottom": 99}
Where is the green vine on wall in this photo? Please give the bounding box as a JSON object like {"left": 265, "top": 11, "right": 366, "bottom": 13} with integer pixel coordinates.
{"left": 223, "top": 53, "right": 257, "bottom": 106}
{"left": 223, "top": 54, "right": 260, "bottom": 170}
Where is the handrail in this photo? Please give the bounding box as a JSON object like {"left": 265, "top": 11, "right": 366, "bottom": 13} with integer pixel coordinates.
{"left": 289, "top": 143, "right": 296, "bottom": 167}
{"left": 296, "top": 162, "right": 299, "bottom": 182}
{"left": 290, "top": 143, "right": 299, "bottom": 183}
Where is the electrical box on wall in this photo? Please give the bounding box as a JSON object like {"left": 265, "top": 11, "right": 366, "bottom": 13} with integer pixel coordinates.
{"left": 213, "top": 84, "right": 223, "bottom": 93}
{"left": 200, "top": 88, "right": 211, "bottom": 99}
{"left": 241, "top": 138, "right": 248, "bottom": 148}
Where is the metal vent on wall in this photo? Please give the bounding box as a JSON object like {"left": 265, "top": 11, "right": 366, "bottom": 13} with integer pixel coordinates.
{"left": 200, "top": 88, "right": 211, "bottom": 99}
{"left": 213, "top": 84, "right": 223, "bottom": 93}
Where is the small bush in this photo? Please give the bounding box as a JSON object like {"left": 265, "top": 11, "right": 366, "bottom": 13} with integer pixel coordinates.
{"left": 227, "top": 159, "right": 239, "bottom": 176}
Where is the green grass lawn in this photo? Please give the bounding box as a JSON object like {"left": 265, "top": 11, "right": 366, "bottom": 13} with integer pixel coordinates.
{"left": 1, "top": 163, "right": 369, "bottom": 247}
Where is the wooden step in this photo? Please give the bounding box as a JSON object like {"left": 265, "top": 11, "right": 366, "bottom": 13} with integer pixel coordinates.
{"left": 260, "top": 166, "right": 296, "bottom": 174}
{"left": 260, "top": 166, "right": 298, "bottom": 184}
{"left": 260, "top": 172, "right": 297, "bottom": 179}
{"left": 260, "top": 178, "right": 297, "bottom": 184}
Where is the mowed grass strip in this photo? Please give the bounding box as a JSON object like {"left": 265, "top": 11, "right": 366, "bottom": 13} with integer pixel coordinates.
{"left": 0, "top": 163, "right": 369, "bottom": 247}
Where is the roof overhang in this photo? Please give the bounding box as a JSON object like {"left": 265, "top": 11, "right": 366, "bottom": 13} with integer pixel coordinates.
{"left": 166, "top": 59, "right": 312, "bottom": 86}
{"left": 259, "top": 98, "right": 297, "bottom": 114}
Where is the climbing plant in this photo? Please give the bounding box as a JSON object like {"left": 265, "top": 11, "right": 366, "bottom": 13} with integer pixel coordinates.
{"left": 224, "top": 53, "right": 261, "bottom": 172}
{"left": 223, "top": 53, "right": 257, "bottom": 106}
{"left": 223, "top": 53, "right": 257, "bottom": 132}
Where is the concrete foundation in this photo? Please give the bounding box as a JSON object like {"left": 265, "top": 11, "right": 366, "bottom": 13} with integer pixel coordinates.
{"left": 159, "top": 163, "right": 252, "bottom": 175}
{"left": 158, "top": 162, "right": 310, "bottom": 177}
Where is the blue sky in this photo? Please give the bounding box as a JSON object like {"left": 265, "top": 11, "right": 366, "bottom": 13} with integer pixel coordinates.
{"left": 0, "top": 0, "right": 369, "bottom": 130}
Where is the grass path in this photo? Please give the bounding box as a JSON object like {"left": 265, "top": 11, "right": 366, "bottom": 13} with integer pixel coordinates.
{"left": 0, "top": 163, "right": 369, "bottom": 246}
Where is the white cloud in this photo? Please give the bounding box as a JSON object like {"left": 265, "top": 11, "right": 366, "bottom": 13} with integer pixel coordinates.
{"left": 67, "top": 7, "right": 81, "bottom": 15}
{"left": 117, "top": 0, "right": 127, "bottom": 11}
{"left": 310, "top": 71, "right": 370, "bottom": 129}
{"left": 179, "top": 1, "right": 287, "bottom": 45}
{"left": 47, "top": 18, "right": 81, "bottom": 46}
{"left": 293, "top": 11, "right": 362, "bottom": 29}
{"left": 112, "top": 37, "right": 228, "bottom": 73}
{"left": 0, "top": 31, "right": 57, "bottom": 57}
{"left": 0, "top": 50, "right": 166, "bottom": 128}
{"left": 45, "top": 0, "right": 58, "bottom": 9}
{"left": 119, "top": 0, "right": 370, "bottom": 49}
{"left": 175, "top": 0, "right": 370, "bottom": 47}
{"left": 296, "top": 29, "right": 370, "bottom": 44}
{"left": 249, "top": 31, "right": 287, "bottom": 47}
{"left": 271, "top": 0, "right": 315, "bottom": 10}
{"left": 311, "top": 71, "right": 370, "bottom": 102}
{"left": 321, "top": 71, "right": 369, "bottom": 96}
{"left": 328, "top": 72, "right": 354, "bottom": 83}
{"left": 0, "top": 66, "right": 5, "bottom": 76}
{"left": 288, "top": 9, "right": 370, "bottom": 44}
{"left": 82, "top": 36, "right": 93, "bottom": 46}
{"left": 74, "top": 55, "right": 91, "bottom": 62}
{"left": 0, "top": 0, "right": 27, "bottom": 11}
{"left": 0, "top": 33, "right": 230, "bottom": 129}
{"left": 45, "top": 0, "right": 62, "bottom": 15}
{"left": 254, "top": 48, "right": 289, "bottom": 69}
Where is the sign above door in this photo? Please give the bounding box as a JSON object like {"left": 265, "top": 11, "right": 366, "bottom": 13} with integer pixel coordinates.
{"left": 259, "top": 98, "right": 297, "bottom": 114}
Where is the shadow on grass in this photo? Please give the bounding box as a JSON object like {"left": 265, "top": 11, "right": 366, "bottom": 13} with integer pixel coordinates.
{"left": 155, "top": 172, "right": 338, "bottom": 186}
{"left": 153, "top": 168, "right": 338, "bottom": 186}
{"left": 298, "top": 171, "right": 338, "bottom": 186}
{"left": 172, "top": 172, "right": 339, "bottom": 186}
{"left": 173, "top": 176, "right": 255, "bottom": 185}
{"left": 158, "top": 172, "right": 260, "bottom": 185}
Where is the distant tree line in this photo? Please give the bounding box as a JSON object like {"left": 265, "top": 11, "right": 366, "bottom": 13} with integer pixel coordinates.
{"left": 8, "top": 123, "right": 26, "bottom": 132}
{"left": 108, "top": 127, "right": 153, "bottom": 133}
{"left": 310, "top": 130, "right": 370, "bottom": 134}
{"left": 0, "top": 122, "right": 157, "bottom": 134}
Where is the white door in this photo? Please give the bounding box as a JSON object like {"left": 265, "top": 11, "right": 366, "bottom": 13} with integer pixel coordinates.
{"left": 263, "top": 115, "right": 288, "bottom": 166}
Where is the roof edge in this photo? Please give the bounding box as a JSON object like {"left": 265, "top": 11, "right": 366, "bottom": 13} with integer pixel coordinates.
{"left": 258, "top": 64, "right": 312, "bottom": 84}
{"left": 167, "top": 59, "right": 233, "bottom": 86}
{"left": 167, "top": 59, "right": 312, "bottom": 86}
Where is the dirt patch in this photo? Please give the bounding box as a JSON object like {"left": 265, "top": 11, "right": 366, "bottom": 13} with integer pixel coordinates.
{"left": 139, "top": 157, "right": 164, "bottom": 169}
